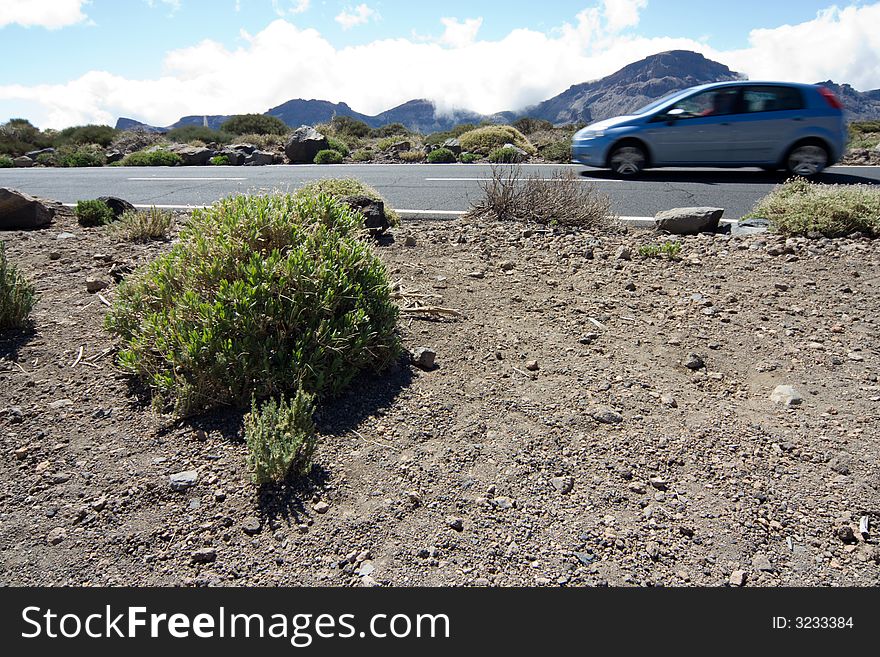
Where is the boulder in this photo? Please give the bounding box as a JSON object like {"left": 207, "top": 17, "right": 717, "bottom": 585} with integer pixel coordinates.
{"left": 13, "top": 156, "right": 34, "bottom": 168}
{"left": 501, "top": 143, "right": 528, "bottom": 162}
{"left": 218, "top": 149, "right": 245, "bottom": 166}
{"left": 170, "top": 144, "right": 216, "bottom": 166}
{"left": 284, "top": 126, "right": 328, "bottom": 164}
{"left": 340, "top": 194, "right": 389, "bottom": 234}
{"left": 243, "top": 150, "right": 274, "bottom": 166}
{"left": 390, "top": 140, "right": 411, "bottom": 152}
{"left": 441, "top": 138, "right": 462, "bottom": 155}
{"left": 655, "top": 207, "right": 724, "bottom": 234}
{"left": 105, "top": 150, "right": 124, "bottom": 164}
{"left": 0, "top": 188, "right": 55, "bottom": 230}
{"left": 97, "top": 196, "right": 136, "bottom": 218}
{"left": 228, "top": 143, "right": 257, "bottom": 155}
{"left": 26, "top": 147, "right": 55, "bottom": 159}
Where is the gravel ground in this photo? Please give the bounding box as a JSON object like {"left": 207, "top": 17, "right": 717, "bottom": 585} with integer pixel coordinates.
{"left": 1, "top": 208, "right": 878, "bottom": 587}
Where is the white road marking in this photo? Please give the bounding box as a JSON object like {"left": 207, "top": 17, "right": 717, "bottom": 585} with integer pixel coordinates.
{"left": 125, "top": 177, "right": 248, "bottom": 181}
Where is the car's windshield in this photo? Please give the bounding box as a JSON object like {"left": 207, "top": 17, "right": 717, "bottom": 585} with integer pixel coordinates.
{"left": 632, "top": 88, "right": 696, "bottom": 115}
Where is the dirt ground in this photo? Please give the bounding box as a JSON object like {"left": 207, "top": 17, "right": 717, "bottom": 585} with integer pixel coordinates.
{"left": 1, "top": 206, "right": 878, "bottom": 587}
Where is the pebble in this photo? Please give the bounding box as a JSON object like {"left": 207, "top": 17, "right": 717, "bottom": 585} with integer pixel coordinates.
{"left": 313, "top": 501, "right": 330, "bottom": 514}
{"left": 242, "top": 517, "right": 262, "bottom": 535}
{"left": 403, "top": 235, "right": 417, "bottom": 247}
{"left": 591, "top": 407, "right": 623, "bottom": 424}
{"left": 525, "top": 360, "right": 539, "bottom": 371}
{"left": 192, "top": 547, "right": 217, "bottom": 563}
{"left": 85, "top": 278, "right": 110, "bottom": 293}
{"left": 47, "top": 528, "right": 67, "bottom": 545}
{"left": 751, "top": 553, "right": 774, "bottom": 572}
{"left": 446, "top": 516, "right": 464, "bottom": 531}
{"left": 770, "top": 385, "right": 803, "bottom": 406}
{"left": 729, "top": 570, "right": 747, "bottom": 587}
{"left": 48, "top": 399, "right": 73, "bottom": 410}
{"left": 660, "top": 393, "right": 678, "bottom": 408}
{"left": 411, "top": 347, "right": 436, "bottom": 370}
{"left": 615, "top": 246, "right": 631, "bottom": 261}
{"left": 684, "top": 353, "right": 705, "bottom": 370}
{"left": 550, "top": 476, "right": 574, "bottom": 494}
{"left": 169, "top": 470, "right": 198, "bottom": 492}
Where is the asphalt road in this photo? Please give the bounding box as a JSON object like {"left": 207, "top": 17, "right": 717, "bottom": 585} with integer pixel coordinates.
{"left": 2, "top": 163, "right": 879, "bottom": 219}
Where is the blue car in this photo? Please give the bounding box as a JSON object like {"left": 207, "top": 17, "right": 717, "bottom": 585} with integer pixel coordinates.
{"left": 571, "top": 81, "right": 846, "bottom": 177}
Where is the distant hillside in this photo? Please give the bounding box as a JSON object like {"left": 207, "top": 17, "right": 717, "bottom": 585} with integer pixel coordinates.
{"left": 114, "top": 50, "right": 880, "bottom": 134}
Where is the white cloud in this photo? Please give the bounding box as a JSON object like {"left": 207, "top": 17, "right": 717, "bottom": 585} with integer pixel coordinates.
{"left": 272, "top": 0, "right": 309, "bottom": 16}
{"left": 602, "top": 0, "right": 647, "bottom": 33}
{"left": 4, "top": 3, "right": 880, "bottom": 129}
{"left": 439, "top": 17, "right": 482, "bottom": 48}
{"left": 0, "top": 0, "right": 89, "bottom": 29}
{"left": 335, "top": 4, "right": 377, "bottom": 30}
{"left": 146, "top": 0, "right": 181, "bottom": 15}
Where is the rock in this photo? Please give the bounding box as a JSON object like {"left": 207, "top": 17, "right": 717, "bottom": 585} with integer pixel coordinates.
{"left": 579, "top": 333, "right": 599, "bottom": 345}
{"left": 770, "top": 385, "right": 803, "bottom": 406}
{"left": 550, "top": 476, "right": 574, "bottom": 494}
{"left": 169, "top": 144, "right": 215, "bottom": 166}
{"left": 228, "top": 143, "right": 256, "bottom": 155}
{"left": 491, "top": 497, "right": 515, "bottom": 509}
{"left": 441, "top": 138, "right": 462, "bottom": 155}
{"left": 192, "top": 547, "right": 216, "bottom": 563}
{"left": 654, "top": 207, "right": 724, "bottom": 235}
{"left": 499, "top": 260, "right": 515, "bottom": 271}
{"left": 649, "top": 477, "right": 668, "bottom": 491}
{"left": 389, "top": 141, "right": 411, "bottom": 152}
{"left": 684, "top": 353, "right": 704, "bottom": 370}
{"left": 525, "top": 360, "right": 539, "bottom": 371}
{"left": 591, "top": 407, "right": 623, "bottom": 424}
{"left": 56, "top": 232, "right": 75, "bottom": 240}
{"left": 105, "top": 150, "right": 124, "bottom": 164}
{"left": 47, "top": 528, "right": 67, "bottom": 545}
{"left": 836, "top": 525, "right": 857, "bottom": 544}
{"left": 244, "top": 150, "right": 274, "bottom": 166}
{"left": 358, "top": 562, "right": 376, "bottom": 577}
{"left": 242, "top": 517, "right": 262, "bottom": 535}
{"left": 751, "top": 553, "right": 774, "bottom": 572}
{"left": 284, "top": 126, "right": 329, "bottom": 164}
{"left": 660, "top": 393, "right": 678, "bottom": 408}
{"left": 646, "top": 541, "right": 661, "bottom": 560}
{"left": 313, "top": 501, "right": 330, "bottom": 514}
{"left": 169, "top": 470, "right": 198, "bottom": 491}
{"left": 446, "top": 516, "right": 464, "bottom": 531}
{"left": 411, "top": 347, "right": 436, "bottom": 370}
{"left": 615, "top": 246, "right": 631, "bottom": 261}
{"left": 85, "top": 278, "right": 110, "bottom": 293}
{"left": 339, "top": 195, "right": 389, "bottom": 234}
{"left": 218, "top": 148, "right": 245, "bottom": 166}
{"left": 729, "top": 570, "right": 747, "bottom": 587}
{"left": 0, "top": 188, "right": 55, "bottom": 230}
{"left": 403, "top": 234, "right": 417, "bottom": 247}
{"left": 500, "top": 143, "right": 528, "bottom": 162}
{"left": 48, "top": 399, "right": 73, "bottom": 410}
{"left": 26, "top": 147, "right": 55, "bottom": 160}
{"left": 13, "top": 156, "right": 34, "bottom": 168}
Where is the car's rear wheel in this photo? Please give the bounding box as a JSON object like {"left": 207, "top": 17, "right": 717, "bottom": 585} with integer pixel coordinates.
{"left": 609, "top": 144, "right": 646, "bottom": 177}
{"left": 786, "top": 142, "right": 828, "bottom": 177}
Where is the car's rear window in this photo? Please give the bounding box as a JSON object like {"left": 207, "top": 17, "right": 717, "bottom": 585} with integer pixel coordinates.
{"left": 741, "top": 86, "right": 804, "bottom": 112}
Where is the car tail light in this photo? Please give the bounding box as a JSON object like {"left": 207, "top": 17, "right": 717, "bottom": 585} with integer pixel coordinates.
{"left": 818, "top": 87, "right": 844, "bottom": 110}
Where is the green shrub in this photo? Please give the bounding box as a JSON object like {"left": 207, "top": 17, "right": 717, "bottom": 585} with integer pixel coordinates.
{"left": 166, "top": 125, "right": 231, "bottom": 145}
{"left": 209, "top": 155, "right": 230, "bottom": 166}
{"left": 0, "top": 155, "right": 12, "bottom": 168}
{"left": 488, "top": 146, "right": 525, "bottom": 163}
{"left": 75, "top": 199, "right": 115, "bottom": 227}
{"left": 458, "top": 125, "right": 536, "bottom": 156}
{"left": 400, "top": 150, "right": 425, "bottom": 163}
{"left": 57, "top": 144, "right": 106, "bottom": 167}
{"left": 458, "top": 152, "right": 479, "bottom": 163}
{"left": 745, "top": 177, "right": 880, "bottom": 237}
{"left": 326, "top": 137, "right": 350, "bottom": 157}
{"left": 376, "top": 137, "right": 397, "bottom": 152}
{"left": 638, "top": 241, "right": 682, "bottom": 259}
{"left": 0, "top": 243, "right": 36, "bottom": 331}
{"left": 0, "top": 118, "right": 51, "bottom": 156}
{"left": 221, "top": 114, "right": 288, "bottom": 136}
{"left": 352, "top": 148, "right": 372, "bottom": 162}
{"left": 512, "top": 117, "right": 554, "bottom": 135}
{"left": 330, "top": 116, "right": 371, "bottom": 139}
{"left": 105, "top": 193, "right": 400, "bottom": 415}
{"left": 232, "top": 132, "right": 287, "bottom": 150}
{"left": 113, "top": 207, "right": 173, "bottom": 242}
{"left": 121, "top": 149, "right": 182, "bottom": 166}
{"left": 295, "top": 178, "right": 399, "bottom": 225}
{"left": 35, "top": 152, "right": 56, "bottom": 166}
{"left": 372, "top": 123, "right": 409, "bottom": 138}
{"left": 245, "top": 390, "right": 318, "bottom": 485}
{"left": 314, "top": 149, "right": 343, "bottom": 164}
{"left": 426, "top": 148, "right": 456, "bottom": 163}
{"left": 540, "top": 140, "right": 572, "bottom": 163}
{"left": 53, "top": 124, "right": 117, "bottom": 148}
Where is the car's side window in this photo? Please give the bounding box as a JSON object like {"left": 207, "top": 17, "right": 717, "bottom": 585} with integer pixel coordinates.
{"left": 668, "top": 88, "right": 741, "bottom": 119}
{"left": 742, "top": 86, "right": 805, "bottom": 113}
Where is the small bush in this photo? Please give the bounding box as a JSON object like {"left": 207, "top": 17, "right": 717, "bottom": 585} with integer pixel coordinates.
{"left": 427, "top": 148, "right": 456, "bottom": 164}
{"left": 330, "top": 116, "right": 371, "bottom": 139}
{"left": 540, "top": 141, "right": 573, "bottom": 163}
{"left": 639, "top": 241, "right": 682, "bottom": 259}
{"left": 745, "top": 177, "right": 880, "bottom": 237}
{"left": 399, "top": 150, "right": 425, "bottom": 163}
{"left": 121, "top": 149, "right": 182, "bottom": 167}
{"left": 76, "top": 199, "right": 115, "bottom": 227}
{"left": 488, "top": 146, "right": 525, "bottom": 163}
{"left": 352, "top": 149, "right": 372, "bottom": 162}
{"left": 0, "top": 243, "right": 36, "bottom": 331}
{"left": 314, "top": 149, "right": 343, "bottom": 164}
{"left": 376, "top": 137, "right": 398, "bottom": 152}
{"left": 209, "top": 155, "right": 230, "bottom": 166}
{"left": 372, "top": 123, "right": 409, "bottom": 138}
{"left": 295, "top": 178, "right": 399, "bottom": 225}
{"left": 222, "top": 114, "right": 288, "bottom": 136}
{"left": 0, "top": 155, "right": 12, "bottom": 168}
{"left": 34, "top": 152, "right": 56, "bottom": 166}
{"left": 458, "top": 125, "right": 536, "bottom": 156}
{"left": 105, "top": 193, "right": 400, "bottom": 415}
{"left": 57, "top": 144, "right": 106, "bottom": 167}
{"left": 459, "top": 152, "right": 479, "bottom": 163}
{"left": 53, "top": 124, "right": 117, "bottom": 148}
{"left": 512, "top": 117, "right": 554, "bottom": 135}
{"left": 326, "top": 136, "right": 350, "bottom": 157}
{"left": 466, "top": 166, "right": 613, "bottom": 228}
{"left": 245, "top": 390, "right": 318, "bottom": 485}
{"left": 113, "top": 207, "right": 173, "bottom": 242}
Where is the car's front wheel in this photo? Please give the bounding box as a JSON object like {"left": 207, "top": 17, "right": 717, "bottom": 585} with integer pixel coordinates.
{"left": 786, "top": 142, "right": 828, "bottom": 177}
{"left": 609, "top": 143, "right": 646, "bottom": 177}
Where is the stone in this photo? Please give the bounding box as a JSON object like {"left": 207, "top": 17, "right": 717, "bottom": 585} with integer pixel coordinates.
{"left": 358, "top": 562, "right": 376, "bottom": 577}
{"left": 591, "top": 407, "right": 623, "bottom": 424}
{"left": 86, "top": 278, "right": 110, "bottom": 293}
{"left": 192, "top": 547, "right": 217, "bottom": 563}
{"left": 441, "top": 138, "right": 462, "bottom": 155}
{"left": 654, "top": 207, "right": 724, "bottom": 235}
{"left": 243, "top": 150, "right": 274, "bottom": 166}
{"left": 500, "top": 143, "right": 528, "bottom": 162}
{"left": 169, "top": 144, "right": 216, "bottom": 166}
{"left": 660, "top": 393, "right": 678, "bottom": 408}
{"left": 649, "top": 477, "right": 668, "bottom": 491}
{"left": 403, "top": 234, "right": 417, "bottom": 247}
{"left": 218, "top": 149, "right": 245, "bottom": 166}
{"left": 729, "top": 570, "right": 747, "bottom": 587}
{"left": 284, "top": 126, "right": 329, "bottom": 163}
{"left": 26, "top": 147, "right": 55, "bottom": 160}
{"left": 491, "top": 496, "right": 515, "bottom": 509}
{"left": 313, "top": 501, "right": 330, "bottom": 514}
{"left": 525, "top": 359, "right": 539, "bottom": 371}
{"left": 836, "top": 525, "right": 856, "bottom": 544}
{"left": 684, "top": 353, "right": 705, "bottom": 370}
{"left": 0, "top": 188, "right": 55, "bottom": 230}
{"left": 48, "top": 399, "right": 73, "bottom": 410}
{"left": 770, "top": 385, "right": 803, "bottom": 406}
{"left": 242, "top": 517, "right": 262, "bottom": 535}
{"left": 47, "top": 528, "right": 67, "bottom": 545}
{"left": 411, "top": 347, "right": 436, "bottom": 370}
{"left": 615, "top": 246, "right": 631, "bottom": 261}
{"left": 550, "top": 476, "right": 574, "bottom": 494}
{"left": 446, "top": 516, "right": 464, "bottom": 531}
{"left": 339, "top": 195, "right": 389, "bottom": 234}
{"left": 169, "top": 470, "right": 198, "bottom": 491}
{"left": 13, "top": 156, "right": 34, "bottom": 168}
{"left": 751, "top": 553, "right": 774, "bottom": 572}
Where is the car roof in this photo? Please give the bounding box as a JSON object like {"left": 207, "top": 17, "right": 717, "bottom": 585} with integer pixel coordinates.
{"left": 685, "top": 80, "right": 819, "bottom": 93}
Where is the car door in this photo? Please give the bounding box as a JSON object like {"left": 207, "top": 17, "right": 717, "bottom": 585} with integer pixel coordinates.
{"left": 735, "top": 85, "right": 806, "bottom": 163}
{"left": 643, "top": 87, "right": 743, "bottom": 164}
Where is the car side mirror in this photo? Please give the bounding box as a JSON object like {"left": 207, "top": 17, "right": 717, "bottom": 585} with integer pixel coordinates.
{"left": 665, "top": 108, "right": 686, "bottom": 122}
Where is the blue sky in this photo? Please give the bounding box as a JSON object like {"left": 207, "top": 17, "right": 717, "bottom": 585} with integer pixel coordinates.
{"left": 2, "top": 0, "right": 879, "bottom": 128}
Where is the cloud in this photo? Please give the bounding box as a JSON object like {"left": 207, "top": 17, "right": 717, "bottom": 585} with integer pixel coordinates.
{"left": 0, "top": 0, "right": 89, "bottom": 29}
{"left": 272, "top": 0, "right": 309, "bottom": 16}
{"left": 335, "top": 4, "right": 377, "bottom": 30}
{"left": 146, "top": 0, "right": 181, "bottom": 15}
{"left": 4, "top": 2, "right": 880, "bottom": 129}
{"left": 602, "top": 0, "right": 647, "bottom": 33}
{"left": 439, "top": 17, "right": 482, "bottom": 48}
